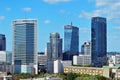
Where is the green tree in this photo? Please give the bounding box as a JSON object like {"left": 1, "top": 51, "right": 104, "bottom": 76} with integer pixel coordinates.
{"left": 66, "top": 73, "right": 78, "bottom": 80}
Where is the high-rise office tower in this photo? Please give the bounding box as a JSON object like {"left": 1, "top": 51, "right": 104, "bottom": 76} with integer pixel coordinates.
{"left": 47, "top": 42, "right": 51, "bottom": 60}
{"left": 91, "top": 17, "right": 107, "bottom": 67}
{"left": 81, "top": 41, "right": 91, "bottom": 55}
{"left": 12, "top": 19, "right": 38, "bottom": 74}
{"left": 47, "top": 32, "right": 62, "bottom": 60}
{"left": 63, "top": 24, "right": 79, "bottom": 60}
{"left": 0, "top": 34, "right": 6, "bottom": 51}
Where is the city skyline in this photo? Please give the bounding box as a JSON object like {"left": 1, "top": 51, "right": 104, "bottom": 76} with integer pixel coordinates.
{"left": 0, "top": 0, "right": 120, "bottom": 52}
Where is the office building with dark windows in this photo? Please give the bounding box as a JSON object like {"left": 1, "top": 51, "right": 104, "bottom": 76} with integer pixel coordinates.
{"left": 91, "top": 17, "right": 107, "bottom": 67}
{"left": 12, "top": 19, "right": 38, "bottom": 74}
{"left": 0, "top": 34, "right": 6, "bottom": 51}
{"left": 63, "top": 24, "right": 79, "bottom": 60}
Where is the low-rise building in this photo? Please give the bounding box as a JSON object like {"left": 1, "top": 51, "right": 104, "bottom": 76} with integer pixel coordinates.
{"left": 0, "top": 72, "right": 12, "bottom": 80}
{"left": 38, "top": 54, "right": 47, "bottom": 65}
{"left": 64, "top": 64, "right": 120, "bottom": 79}
{"left": 64, "top": 66, "right": 112, "bottom": 78}
{"left": 73, "top": 55, "right": 91, "bottom": 65}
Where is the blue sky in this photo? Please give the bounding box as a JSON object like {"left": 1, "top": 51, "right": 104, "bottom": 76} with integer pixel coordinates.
{"left": 0, "top": 0, "right": 120, "bottom": 52}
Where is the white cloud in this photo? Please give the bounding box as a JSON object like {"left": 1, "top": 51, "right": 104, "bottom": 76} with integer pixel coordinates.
{"left": 0, "top": 16, "right": 5, "bottom": 20}
{"left": 79, "top": 27, "right": 89, "bottom": 33}
{"left": 115, "top": 26, "right": 120, "bottom": 30}
{"left": 43, "top": 0, "right": 71, "bottom": 4}
{"left": 79, "top": 0, "right": 120, "bottom": 20}
{"left": 23, "top": 7, "right": 31, "bottom": 12}
{"left": 95, "top": 0, "right": 119, "bottom": 7}
{"left": 79, "top": 10, "right": 102, "bottom": 19}
{"left": 44, "top": 20, "right": 51, "bottom": 24}
{"left": 6, "top": 7, "right": 11, "bottom": 11}
{"left": 60, "top": 9, "right": 65, "bottom": 13}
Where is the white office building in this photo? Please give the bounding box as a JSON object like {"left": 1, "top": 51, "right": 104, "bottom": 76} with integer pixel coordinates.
{"left": 73, "top": 55, "right": 91, "bottom": 65}
{"left": 38, "top": 54, "right": 47, "bottom": 65}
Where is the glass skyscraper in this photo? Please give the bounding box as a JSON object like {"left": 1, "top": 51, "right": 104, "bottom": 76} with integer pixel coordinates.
{"left": 47, "top": 32, "right": 62, "bottom": 60}
{"left": 0, "top": 34, "right": 6, "bottom": 51}
{"left": 12, "top": 19, "right": 38, "bottom": 74}
{"left": 91, "top": 17, "right": 107, "bottom": 67}
{"left": 63, "top": 24, "right": 79, "bottom": 60}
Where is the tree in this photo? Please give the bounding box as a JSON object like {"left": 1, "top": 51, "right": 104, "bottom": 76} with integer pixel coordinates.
{"left": 66, "top": 73, "right": 78, "bottom": 80}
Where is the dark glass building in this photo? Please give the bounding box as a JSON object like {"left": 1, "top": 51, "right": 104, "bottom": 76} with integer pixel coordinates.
{"left": 63, "top": 24, "right": 79, "bottom": 60}
{"left": 91, "top": 17, "right": 107, "bottom": 67}
{"left": 12, "top": 19, "right": 38, "bottom": 74}
{"left": 0, "top": 34, "right": 6, "bottom": 51}
{"left": 47, "top": 32, "right": 62, "bottom": 60}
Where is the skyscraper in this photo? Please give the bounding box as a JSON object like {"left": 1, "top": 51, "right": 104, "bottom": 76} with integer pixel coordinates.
{"left": 91, "top": 17, "right": 107, "bottom": 67}
{"left": 63, "top": 24, "right": 79, "bottom": 60}
{"left": 0, "top": 34, "right": 6, "bottom": 51}
{"left": 81, "top": 41, "right": 91, "bottom": 55}
{"left": 47, "top": 32, "right": 62, "bottom": 60}
{"left": 12, "top": 19, "right": 38, "bottom": 74}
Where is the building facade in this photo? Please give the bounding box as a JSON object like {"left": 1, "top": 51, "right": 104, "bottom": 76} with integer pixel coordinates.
{"left": 0, "top": 51, "right": 12, "bottom": 73}
{"left": 81, "top": 41, "right": 91, "bottom": 55}
{"left": 64, "top": 24, "right": 79, "bottom": 60}
{"left": 64, "top": 66, "right": 111, "bottom": 78}
{"left": 47, "top": 33, "right": 62, "bottom": 60}
{"left": 73, "top": 55, "right": 91, "bottom": 65}
{"left": 91, "top": 17, "right": 107, "bottom": 67}
{"left": 12, "top": 19, "right": 38, "bottom": 74}
{"left": 0, "top": 34, "right": 6, "bottom": 51}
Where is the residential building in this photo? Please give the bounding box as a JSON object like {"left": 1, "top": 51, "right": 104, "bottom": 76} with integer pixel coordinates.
{"left": 91, "top": 17, "right": 107, "bottom": 67}
{"left": 12, "top": 19, "right": 38, "bottom": 74}
{"left": 0, "top": 34, "right": 6, "bottom": 51}
{"left": 64, "top": 23, "right": 79, "bottom": 60}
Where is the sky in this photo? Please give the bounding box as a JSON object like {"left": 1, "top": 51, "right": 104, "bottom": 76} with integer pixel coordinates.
{"left": 0, "top": 0, "right": 120, "bottom": 52}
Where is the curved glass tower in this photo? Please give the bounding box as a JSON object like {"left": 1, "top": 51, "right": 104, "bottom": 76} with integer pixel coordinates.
{"left": 64, "top": 24, "right": 79, "bottom": 60}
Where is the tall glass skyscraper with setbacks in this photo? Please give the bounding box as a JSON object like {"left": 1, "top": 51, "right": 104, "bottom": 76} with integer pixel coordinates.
{"left": 12, "top": 19, "right": 38, "bottom": 74}
{"left": 0, "top": 34, "right": 6, "bottom": 51}
{"left": 47, "top": 32, "right": 62, "bottom": 60}
{"left": 91, "top": 17, "right": 107, "bottom": 67}
{"left": 64, "top": 24, "right": 79, "bottom": 60}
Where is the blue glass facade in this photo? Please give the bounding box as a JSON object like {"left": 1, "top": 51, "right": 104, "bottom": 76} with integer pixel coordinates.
{"left": 64, "top": 25, "right": 79, "bottom": 60}
{"left": 12, "top": 19, "right": 38, "bottom": 73}
{"left": 0, "top": 34, "right": 6, "bottom": 51}
{"left": 91, "top": 17, "right": 107, "bottom": 67}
